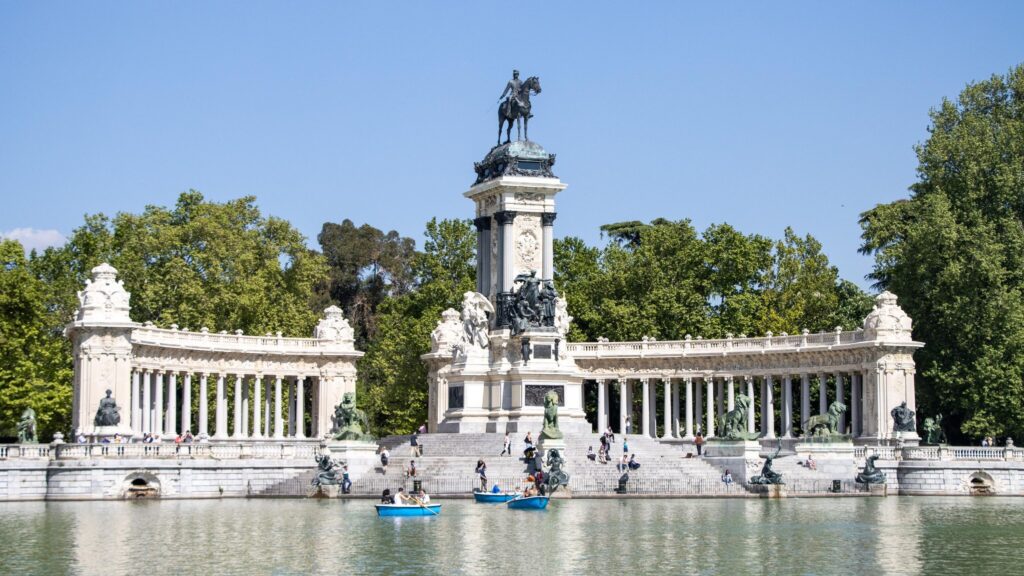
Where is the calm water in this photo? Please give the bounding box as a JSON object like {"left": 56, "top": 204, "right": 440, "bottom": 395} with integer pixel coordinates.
{"left": 2, "top": 497, "right": 1023, "bottom": 575}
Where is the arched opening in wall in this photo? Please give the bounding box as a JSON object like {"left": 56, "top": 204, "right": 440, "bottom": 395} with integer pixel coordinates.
{"left": 123, "top": 472, "right": 161, "bottom": 499}
{"left": 967, "top": 471, "right": 995, "bottom": 495}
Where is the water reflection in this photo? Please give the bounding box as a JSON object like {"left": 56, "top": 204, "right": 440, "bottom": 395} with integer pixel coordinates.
{"left": 1, "top": 498, "right": 1023, "bottom": 575}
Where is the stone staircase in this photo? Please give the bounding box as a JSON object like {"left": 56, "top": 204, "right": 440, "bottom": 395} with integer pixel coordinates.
{"left": 353, "top": 433, "right": 751, "bottom": 496}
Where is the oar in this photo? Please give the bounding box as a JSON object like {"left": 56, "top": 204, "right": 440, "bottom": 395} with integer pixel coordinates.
{"left": 411, "top": 496, "right": 438, "bottom": 515}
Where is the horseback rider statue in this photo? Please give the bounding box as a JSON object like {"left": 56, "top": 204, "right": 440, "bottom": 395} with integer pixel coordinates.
{"left": 497, "top": 69, "right": 542, "bottom": 145}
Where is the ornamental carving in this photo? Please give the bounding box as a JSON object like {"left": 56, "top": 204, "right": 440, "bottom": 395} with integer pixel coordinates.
{"left": 516, "top": 229, "right": 540, "bottom": 270}
{"left": 515, "top": 192, "right": 545, "bottom": 202}
{"left": 76, "top": 263, "right": 132, "bottom": 323}
{"left": 313, "top": 306, "right": 355, "bottom": 349}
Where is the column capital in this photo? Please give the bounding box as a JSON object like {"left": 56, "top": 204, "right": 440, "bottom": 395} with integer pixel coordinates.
{"left": 541, "top": 212, "right": 557, "bottom": 226}
{"left": 473, "top": 216, "right": 492, "bottom": 231}
{"left": 494, "top": 210, "right": 517, "bottom": 225}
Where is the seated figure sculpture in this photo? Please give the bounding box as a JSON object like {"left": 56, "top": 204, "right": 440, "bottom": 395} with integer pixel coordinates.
{"left": 332, "top": 392, "right": 375, "bottom": 441}
{"left": 94, "top": 389, "right": 121, "bottom": 427}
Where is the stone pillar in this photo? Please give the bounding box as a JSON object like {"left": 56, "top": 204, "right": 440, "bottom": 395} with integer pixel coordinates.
{"left": 232, "top": 375, "right": 243, "bottom": 438}
{"left": 142, "top": 369, "right": 152, "bottom": 434}
{"left": 694, "top": 377, "right": 703, "bottom": 435}
{"left": 618, "top": 379, "right": 627, "bottom": 435}
{"left": 215, "top": 374, "right": 227, "bottom": 439}
{"left": 198, "top": 373, "right": 209, "bottom": 437}
{"left": 706, "top": 378, "right": 715, "bottom": 437}
{"left": 835, "top": 372, "right": 846, "bottom": 433}
{"left": 764, "top": 375, "right": 775, "bottom": 439}
{"left": 166, "top": 372, "right": 177, "bottom": 438}
{"left": 662, "top": 379, "right": 671, "bottom": 439}
{"left": 641, "top": 379, "right": 651, "bottom": 437}
{"left": 274, "top": 376, "right": 284, "bottom": 438}
{"left": 153, "top": 371, "right": 164, "bottom": 437}
{"left": 181, "top": 373, "right": 192, "bottom": 435}
{"left": 130, "top": 370, "right": 141, "bottom": 435}
{"left": 495, "top": 211, "right": 517, "bottom": 293}
{"left": 263, "top": 376, "right": 272, "bottom": 437}
{"left": 252, "top": 374, "right": 263, "bottom": 438}
{"left": 782, "top": 375, "right": 793, "bottom": 438}
{"left": 296, "top": 377, "right": 306, "bottom": 439}
{"left": 727, "top": 376, "right": 735, "bottom": 411}
{"left": 596, "top": 380, "right": 607, "bottom": 433}
{"left": 801, "top": 373, "right": 810, "bottom": 435}
{"left": 474, "top": 216, "right": 492, "bottom": 295}
{"left": 241, "top": 376, "right": 250, "bottom": 438}
{"left": 671, "top": 379, "right": 680, "bottom": 438}
{"left": 745, "top": 376, "right": 755, "bottom": 434}
{"left": 541, "top": 212, "right": 557, "bottom": 280}
{"left": 818, "top": 372, "right": 828, "bottom": 415}
{"left": 851, "top": 372, "right": 862, "bottom": 438}
{"left": 684, "top": 377, "right": 694, "bottom": 439}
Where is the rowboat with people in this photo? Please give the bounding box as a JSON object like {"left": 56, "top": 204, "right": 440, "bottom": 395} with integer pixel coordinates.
{"left": 473, "top": 489, "right": 519, "bottom": 503}
{"left": 506, "top": 495, "right": 549, "bottom": 510}
{"left": 375, "top": 503, "right": 442, "bottom": 517}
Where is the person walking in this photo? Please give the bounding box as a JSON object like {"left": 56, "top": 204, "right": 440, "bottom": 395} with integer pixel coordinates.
{"left": 476, "top": 459, "right": 488, "bottom": 491}
{"left": 379, "top": 446, "right": 390, "bottom": 474}
{"left": 694, "top": 432, "right": 704, "bottom": 457}
{"left": 500, "top": 432, "right": 512, "bottom": 456}
{"left": 341, "top": 465, "right": 352, "bottom": 494}
{"left": 623, "top": 437, "right": 629, "bottom": 454}
{"left": 625, "top": 416, "right": 632, "bottom": 435}
{"left": 410, "top": 430, "right": 422, "bottom": 457}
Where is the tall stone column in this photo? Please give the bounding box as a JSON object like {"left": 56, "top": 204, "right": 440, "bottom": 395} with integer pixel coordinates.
{"left": 541, "top": 212, "right": 557, "bottom": 280}
{"left": 166, "top": 372, "right": 177, "bottom": 438}
{"left": 727, "top": 376, "right": 735, "bottom": 411}
{"left": 661, "top": 379, "right": 671, "bottom": 439}
{"left": 764, "top": 375, "right": 775, "bottom": 439}
{"left": 241, "top": 376, "right": 250, "bottom": 438}
{"left": 263, "top": 376, "right": 272, "bottom": 437}
{"left": 232, "top": 375, "right": 243, "bottom": 438}
{"left": 142, "top": 369, "right": 152, "bottom": 434}
{"left": 695, "top": 377, "right": 703, "bottom": 435}
{"left": 474, "top": 216, "right": 492, "bottom": 295}
{"left": 495, "top": 211, "right": 517, "bottom": 293}
{"left": 640, "top": 379, "right": 651, "bottom": 437}
{"left": 684, "top": 377, "right": 694, "bottom": 439}
{"left": 198, "top": 373, "right": 209, "bottom": 437}
{"left": 782, "top": 375, "right": 793, "bottom": 438}
{"left": 745, "top": 376, "right": 755, "bottom": 434}
{"left": 153, "top": 371, "right": 164, "bottom": 437}
{"left": 252, "top": 374, "right": 263, "bottom": 438}
{"left": 130, "top": 370, "right": 141, "bottom": 435}
{"left": 296, "top": 377, "right": 306, "bottom": 438}
{"left": 851, "top": 372, "right": 862, "bottom": 437}
{"left": 215, "top": 373, "right": 227, "bottom": 439}
{"left": 801, "top": 373, "right": 810, "bottom": 434}
{"left": 671, "top": 379, "right": 680, "bottom": 438}
{"left": 818, "top": 372, "right": 828, "bottom": 415}
{"left": 706, "top": 378, "right": 715, "bottom": 437}
{"left": 596, "top": 380, "right": 607, "bottom": 433}
{"left": 835, "top": 372, "right": 846, "bottom": 433}
{"left": 618, "top": 380, "right": 627, "bottom": 434}
{"left": 274, "top": 376, "right": 284, "bottom": 438}
{"left": 182, "top": 373, "right": 192, "bottom": 435}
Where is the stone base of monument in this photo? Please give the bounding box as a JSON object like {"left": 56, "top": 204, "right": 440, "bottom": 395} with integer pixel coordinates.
{"left": 702, "top": 440, "right": 763, "bottom": 485}
{"left": 538, "top": 436, "right": 566, "bottom": 455}
{"left": 868, "top": 483, "right": 888, "bottom": 497}
{"left": 793, "top": 441, "right": 857, "bottom": 478}
{"left": 762, "top": 484, "right": 787, "bottom": 499}
{"left": 312, "top": 485, "right": 340, "bottom": 498}
{"left": 324, "top": 440, "right": 380, "bottom": 480}
{"left": 89, "top": 425, "right": 133, "bottom": 441}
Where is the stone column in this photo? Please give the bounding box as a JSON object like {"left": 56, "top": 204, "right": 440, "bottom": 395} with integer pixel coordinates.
{"left": 818, "top": 372, "right": 828, "bottom": 415}
{"left": 153, "top": 371, "right": 164, "bottom": 437}
{"left": 495, "top": 211, "right": 517, "bottom": 293}
{"left": 684, "top": 377, "right": 694, "bottom": 439}
{"left": 851, "top": 372, "right": 862, "bottom": 438}
{"left": 695, "top": 377, "right": 703, "bottom": 435}
{"left": 130, "top": 370, "right": 141, "bottom": 435}
{"left": 232, "top": 375, "right": 243, "bottom": 438}
{"left": 618, "top": 379, "right": 629, "bottom": 434}
{"left": 671, "top": 379, "right": 680, "bottom": 438}
{"left": 296, "top": 377, "right": 306, "bottom": 438}
{"left": 166, "top": 372, "right": 177, "bottom": 438}
{"left": 288, "top": 378, "right": 296, "bottom": 437}
{"left": 662, "top": 379, "right": 672, "bottom": 439}
{"left": 801, "top": 373, "right": 810, "bottom": 435}
{"left": 541, "top": 212, "right": 557, "bottom": 280}
{"left": 835, "top": 372, "right": 846, "bottom": 433}
{"left": 215, "top": 374, "right": 227, "bottom": 439}
{"left": 596, "top": 380, "right": 607, "bottom": 433}
{"left": 263, "top": 376, "right": 272, "bottom": 437}
{"left": 745, "top": 376, "right": 755, "bottom": 434}
{"left": 274, "top": 376, "right": 284, "bottom": 438}
{"left": 727, "top": 376, "right": 735, "bottom": 411}
{"left": 474, "top": 216, "right": 492, "bottom": 295}
{"left": 640, "top": 379, "right": 650, "bottom": 437}
{"left": 142, "top": 369, "right": 152, "bottom": 434}
{"left": 706, "top": 378, "right": 715, "bottom": 437}
{"left": 782, "top": 375, "right": 793, "bottom": 438}
{"left": 764, "top": 375, "right": 775, "bottom": 439}
{"left": 198, "top": 373, "right": 209, "bottom": 437}
{"left": 241, "top": 376, "right": 250, "bottom": 438}
{"left": 252, "top": 374, "right": 263, "bottom": 438}
{"left": 182, "top": 373, "right": 192, "bottom": 435}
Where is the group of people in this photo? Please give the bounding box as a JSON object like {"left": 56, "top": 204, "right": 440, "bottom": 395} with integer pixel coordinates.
{"left": 590, "top": 427, "right": 623, "bottom": 464}
{"left": 380, "top": 487, "right": 430, "bottom": 506}
{"left": 74, "top": 431, "right": 199, "bottom": 444}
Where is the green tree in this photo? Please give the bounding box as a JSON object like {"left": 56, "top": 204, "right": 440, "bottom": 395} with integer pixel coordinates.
{"left": 860, "top": 64, "right": 1024, "bottom": 442}
{"left": 0, "top": 240, "right": 73, "bottom": 440}
{"left": 357, "top": 218, "right": 476, "bottom": 436}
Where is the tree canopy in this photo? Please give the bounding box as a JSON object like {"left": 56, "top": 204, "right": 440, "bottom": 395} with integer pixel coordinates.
{"left": 860, "top": 64, "right": 1024, "bottom": 442}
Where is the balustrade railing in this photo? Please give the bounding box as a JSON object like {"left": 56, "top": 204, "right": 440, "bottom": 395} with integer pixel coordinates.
{"left": 131, "top": 326, "right": 354, "bottom": 354}
{"left": 27, "top": 441, "right": 325, "bottom": 461}
{"left": 568, "top": 329, "right": 869, "bottom": 358}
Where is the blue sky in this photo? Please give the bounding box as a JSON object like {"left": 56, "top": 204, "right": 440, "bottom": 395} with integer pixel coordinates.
{"left": 2, "top": 1, "right": 1022, "bottom": 288}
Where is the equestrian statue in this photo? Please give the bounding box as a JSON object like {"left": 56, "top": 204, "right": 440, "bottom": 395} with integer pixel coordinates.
{"left": 498, "top": 69, "right": 542, "bottom": 145}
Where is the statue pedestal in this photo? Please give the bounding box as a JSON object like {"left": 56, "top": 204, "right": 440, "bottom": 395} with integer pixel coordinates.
{"left": 702, "top": 440, "right": 763, "bottom": 484}
{"left": 538, "top": 436, "right": 566, "bottom": 456}
{"left": 763, "top": 484, "right": 787, "bottom": 499}
{"left": 868, "top": 483, "right": 888, "bottom": 497}
{"left": 324, "top": 440, "right": 380, "bottom": 480}
{"left": 89, "top": 424, "right": 133, "bottom": 441}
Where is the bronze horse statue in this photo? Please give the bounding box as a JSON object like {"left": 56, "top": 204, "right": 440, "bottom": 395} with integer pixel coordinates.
{"left": 498, "top": 76, "right": 541, "bottom": 145}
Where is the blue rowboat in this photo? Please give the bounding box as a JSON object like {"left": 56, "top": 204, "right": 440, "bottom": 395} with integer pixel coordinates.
{"left": 375, "top": 504, "right": 442, "bottom": 517}
{"left": 473, "top": 491, "right": 519, "bottom": 503}
{"left": 506, "top": 495, "right": 549, "bottom": 510}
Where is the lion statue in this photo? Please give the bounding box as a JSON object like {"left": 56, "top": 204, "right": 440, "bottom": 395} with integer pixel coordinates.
{"left": 539, "top": 389, "right": 563, "bottom": 441}
{"left": 332, "top": 392, "right": 374, "bottom": 441}
{"left": 715, "top": 394, "right": 759, "bottom": 441}
{"left": 803, "top": 401, "right": 847, "bottom": 438}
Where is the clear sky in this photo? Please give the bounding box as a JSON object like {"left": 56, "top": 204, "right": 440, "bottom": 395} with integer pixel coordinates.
{"left": 2, "top": 1, "right": 1022, "bottom": 288}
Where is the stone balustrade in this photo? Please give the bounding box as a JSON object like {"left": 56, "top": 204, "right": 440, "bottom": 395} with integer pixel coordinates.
{"left": 0, "top": 441, "right": 324, "bottom": 461}
{"left": 852, "top": 445, "right": 1022, "bottom": 462}
{"left": 132, "top": 325, "right": 346, "bottom": 354}
{"left": 567, "top": 328, "right": 866, "bottom": 358}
